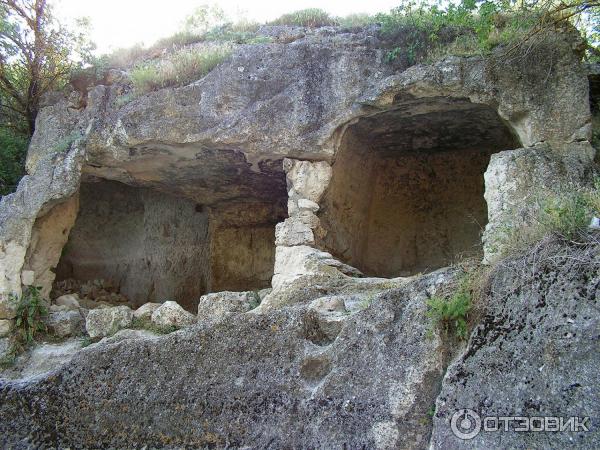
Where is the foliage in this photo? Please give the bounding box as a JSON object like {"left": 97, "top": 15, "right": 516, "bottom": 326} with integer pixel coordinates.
{"left": 248, "top": 292, "right": 261, "bottom": 310}
{"left": 270, "top": 8, "right": 339, "bottom": 27}
{"left": 129, "top": 45, "right": 231, "bottom": 94}
{"left": 497, "top": 178, "right": 600, "bottom": 256}
{"left": 11, "top": 286, "right": 47, "bottom": 344}
{"left": 375, "top": 0, "right": 600, "bottom": 64}
{"left": 0, "top": 0, "right": 94, "bottom": 136}
{"left": 0, "top": 126, "right": 27, "bottom": 195}
{"left": 337, "top": 13, "right": 376, "bottom": 28}
{"left": 427, "top": 275, "right": 472, "bottom": 340}
{"left": 183, "top": 4, "right": 227, "bottom": 34}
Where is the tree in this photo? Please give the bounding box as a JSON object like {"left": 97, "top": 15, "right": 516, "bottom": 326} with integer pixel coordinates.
{"left": 0, "top": 0, "right": 93, "bottom": 136}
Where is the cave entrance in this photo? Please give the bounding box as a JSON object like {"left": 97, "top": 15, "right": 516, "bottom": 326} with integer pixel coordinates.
{"left": 53, "top": 179, "right": 286, "bottom": 312}
{"left": 318, "top": 97, "right": 521, "bottom": 278}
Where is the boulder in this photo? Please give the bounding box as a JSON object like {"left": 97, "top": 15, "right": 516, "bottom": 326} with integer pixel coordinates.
{"left": 197, "top": 291, "right": 258, "bottom": 322}
{"left": 85, "top": 306, "right": 133, "bottom": 339}
{"left": 54, "top": 294, "right": 80, "bottom": 310}
{"left": 45, "top": 310, "right": 84, "bottom": 338}
{"left": 151, "top": 301, "right": 195, "bottom": 328}
{"left": 133, "top": 303, "right": 161, "bottom": 321}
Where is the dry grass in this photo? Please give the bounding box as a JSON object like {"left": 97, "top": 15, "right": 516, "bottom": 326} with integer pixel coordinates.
{"left": 130, "top": 45, "right": 231, "bottom": 94}
{"left": 269, "top": 8, "right": 339, "bottom": 27}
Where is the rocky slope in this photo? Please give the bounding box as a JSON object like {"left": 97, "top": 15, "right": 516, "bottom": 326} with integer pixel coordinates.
{"left": 0, "top": 238, "right": 598, "bottom": 448}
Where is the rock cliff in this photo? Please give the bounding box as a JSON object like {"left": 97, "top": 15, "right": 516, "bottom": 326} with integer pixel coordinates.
{"left": 0, "top": 24, "right": 598, "bottom": 449}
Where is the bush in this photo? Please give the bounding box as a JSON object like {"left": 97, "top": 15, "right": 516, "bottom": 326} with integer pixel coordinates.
{"left": 130, "top": 45, "right": 231, "bottom": 94}
{"left": 427, "top": 276, "right": 472, "bottom": 340}
{"left": 0, "top": 128, "right": 28, "bottom": 196}
{"left": 270, "top": 8, "right": 338, "bottom": 28}
{"left": 498, "top": 179, "right": 600, "bottom": 257}
{"left": 536, "top": 180, "right": 600, "bottom": 240}
{"left": 11, "top": 286, "right": 48, "bottom": 344}
{"left": 375, "top": 0, "right": 542, "bottom": 64}
{"left": 337, "top": 13, "right": 376, "bottom": 28}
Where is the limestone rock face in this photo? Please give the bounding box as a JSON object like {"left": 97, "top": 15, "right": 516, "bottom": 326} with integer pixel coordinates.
{"left": 0, "top": 319, "right": 13, "bottom": 338}
{"left": 0, "top": 26, "right": 593, "bottom": 317}
{"left": 150, "top": 301, "right": 195, "bottom": 328}
{"left": 197, "top": 291, "right": 258, "bottom": 322}
{"left": 430, "top": 238, "right": 600, "bottom": 449}
{"left": 85, "top": 305, "right": 133, "bottom": 339}
{"left": 0, "top": 269, "right": 456, "bottom": 449}
{"left": 483, "top": 142, "right": 596, "bottom": 262}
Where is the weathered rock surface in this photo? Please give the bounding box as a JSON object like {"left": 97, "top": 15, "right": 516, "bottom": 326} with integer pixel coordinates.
{"left": 430, "top": 238, "right": 600, "bottom": 449}
{"left": 133, "top": 302, "right": 161, "bottom": 321}
{"left": 150, "top": 301, "right": 196, "bottom": 328}
{"left": 1, "top": 339, "right": 84, "bottom": 381}
{"left": 44, "top": 309, "right": 84, "bottom": 338}
{"left": 0, "top": 270, "right": 455, "bottom": 449}
{"left": 54, "top": 293, "right": 80, "bottom": 310}
{"left": 197, "top": 291, "right": 258, "bottom": 322}
{"left": 85, "top": 305, "right": 133, "bottom": 338}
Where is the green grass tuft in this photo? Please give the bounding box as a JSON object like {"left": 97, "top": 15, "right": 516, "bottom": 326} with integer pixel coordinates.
{"left": 130, "top": 45, "right": 231, "bottom": 94}
{"left": 427, "top": 276, "right": 472, "bottom": 340}
{"left": 270, "top": 8, "right": 338, "bottom": 28}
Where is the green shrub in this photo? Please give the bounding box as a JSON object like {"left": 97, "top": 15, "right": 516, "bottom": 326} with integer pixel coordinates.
{"left": 337, "top": 13, "right": 376, "bottom": 28}
{"left": 0, "top": 128, "right": 28, "bottom": 196}
{"left": 270, "top": 8, "right": 338, "bottom": 28}
{"left": 538, "top": 179, "right": 600, "bottom": 239}
{"left": 375, "top": 0, "right": 542, "bottom": 64}
{"left": 427, "top": 277, "right": 472, "bottom": 340}
{"left": 130, "top": 45, "right": 231, "bottom": 94}
{"left": 11, "top": 286, "right": 48, "bottom": 344}
{"left": 496, "top": 179, "right": 600, "bottom": 257}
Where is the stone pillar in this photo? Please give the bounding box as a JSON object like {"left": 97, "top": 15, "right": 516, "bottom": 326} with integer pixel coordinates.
{"left": 271, "top": 159, "right": 333, "bottom": 290}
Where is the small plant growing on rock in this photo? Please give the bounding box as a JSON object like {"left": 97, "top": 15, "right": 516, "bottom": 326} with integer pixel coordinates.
{"left": 53, "top": 131, "right": 83, "bottom": 153}
{"left": 11, "top": 286, "right": 48, "bottom": 344}
{"left": 427, "top": 278, "right": 471, "bottom": 340}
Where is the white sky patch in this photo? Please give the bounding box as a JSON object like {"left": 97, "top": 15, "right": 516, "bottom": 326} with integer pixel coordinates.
{"left": 53, "top": 0, "right": 399, "bottom": 54}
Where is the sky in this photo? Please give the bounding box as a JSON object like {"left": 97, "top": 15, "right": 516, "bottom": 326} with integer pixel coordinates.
{"left": 53, "top": 0, "right": 400, "bottom": 54}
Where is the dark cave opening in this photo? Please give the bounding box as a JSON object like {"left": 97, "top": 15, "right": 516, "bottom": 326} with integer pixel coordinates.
{"left": 318, "top": 97, "right": 521, "bottom": 277}
{"left": 53, "top": 179, "right": 287, "bottom": 312}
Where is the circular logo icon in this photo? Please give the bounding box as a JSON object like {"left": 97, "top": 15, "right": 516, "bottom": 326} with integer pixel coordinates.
{"left": 451, "top": 409, "right": 481, "bottom": 440}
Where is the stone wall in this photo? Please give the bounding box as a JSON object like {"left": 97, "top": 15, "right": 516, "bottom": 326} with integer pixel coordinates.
{"left": 55, "top": 180, "right": 211, "bottom": 311}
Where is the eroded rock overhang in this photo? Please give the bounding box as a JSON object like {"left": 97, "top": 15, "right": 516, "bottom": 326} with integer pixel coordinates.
{"left": 0, "top": 27, "right": 596, "bottom": 323}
